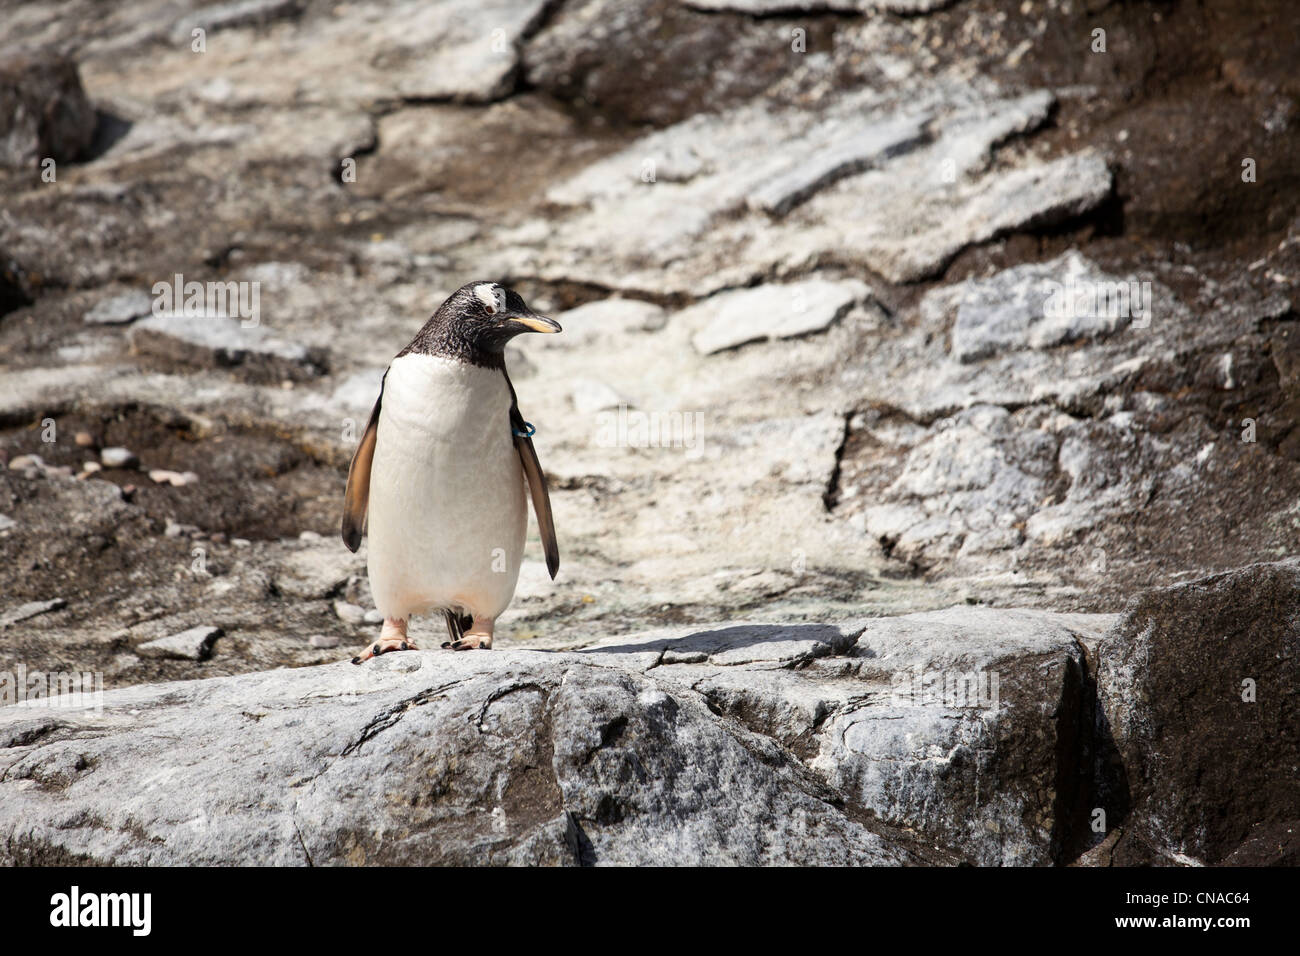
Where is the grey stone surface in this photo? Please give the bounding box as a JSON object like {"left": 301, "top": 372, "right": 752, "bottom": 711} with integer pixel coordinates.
{"left": 929, "top": 252, "right": 1149, "bottom": 363}
{"left": 688, "top": 278, "right": 871, "bottom": 355}
{"left": 84, "top": 290, "right": 154, "bottom": 326}
{"left": 130, "top": 313, "right": 328, "bottom": 382}
{"left": 0, "top": 608, "right": 1123, "bottom": 865}
{"left": 99, "top": 446, "right": 139, "bottom": 469}
{"left": 0, "top": 54, "right": 96, "bottom": 169}
{"left": 1091, "top": 562, "right": 1300, "bottom": 866}
{"left": 135, "top": 625, "right": 222, "bottom": 661}
{"left": 0, "top": 599, "right": 66, "bottom": 629}
{"left": 169, "top": 0, "right": 302, "bottom": 43}
{"left": 687, "top": 0, "right": 955, "bottom": 11}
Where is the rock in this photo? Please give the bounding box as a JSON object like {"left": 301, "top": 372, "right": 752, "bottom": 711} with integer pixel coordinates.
{"left": 135, "top": 625, "right": 223, "bottom": 661}
{"left": 573, "top": 608, "right": 1114, "bottom": 865}
{"left": 861, "top": 404, "right": 1056, "bottom": 565}
{"left": 332, "top": 601, "right": 366, "bottom": 625}
{"left": 0, "top": 599, "right": 67, "bottom": 629}
{"left": 1221, "top": 820, "right": 1300, "bottom": 866}
{"left": 308, "top": 634, "right": 341, "bottom": 649}
{"left": 516, "top": 89, "right": 1102, "bottom": 294}
{"left": 83, "top": 290, "right": 154, "bottom": 326}
{"left": 7, "top": 454, "right": 44, "bottom": 473}
{"left": 1094, "top": 561, "right": 1300, "bottom": 865}
{"left": 129, "top": 314, "right": 328, "bottom": 382}
{"left": 0, "top": 54, "right": 96, "bottom": 169}
{"left": 363, "top": 610, "right": 384, "bottom": 625}
{"left": 822, "top": 148, "right": 1112, "bottom": 284}
{"left": 0, "top": 628, "right": 973, "bottom": 865}
{"left": 148, "top": 469, "right": 198, "bottom": 487}
{"left": 274, "top": 544, "right": 359, "bottom": 599}
{"left": 73, "top": 431, "right": 96, "bottom": 447}
{"left": 687, "top": 278, "right": 871, "bottom": 355}
{"left": 540, "top": 298, "right": 668, "bottom": 352}
{"left": 169, "top": 0, "right": 303, "bottom": 44}
{"left": 746, "top": 114, "right": 929, "bottom": 216}
{"left": 100, "top": 447, "right": 139, "bottom": 469}
{"left": 0, "top": 607, "right": 1133, "bottom": 865}
{"left": 688, "top": 0, "right": 954, "bottom": 11}
{"left": 925, "top": 252, "right": 1147, "bottom": 363}
{"left": 569, "top": 378, "right": 629, "bottom": 414}
{"left": 0, "top": 515, "right": 14, "bottom": 532}
{"left": 522, "top": 0, "right": 794, "bottom": 128}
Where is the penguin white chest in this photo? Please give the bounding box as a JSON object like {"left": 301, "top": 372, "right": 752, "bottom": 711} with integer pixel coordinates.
{"left": 365, "top": 353, "right": 527, "bottom": 621}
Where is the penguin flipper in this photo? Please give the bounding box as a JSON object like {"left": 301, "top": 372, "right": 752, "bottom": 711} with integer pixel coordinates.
{"left": 510, "top": 402, "right": 559, "bottom": 580}
{"left": 341, "top": 371, "right": 386, "bottom": 553}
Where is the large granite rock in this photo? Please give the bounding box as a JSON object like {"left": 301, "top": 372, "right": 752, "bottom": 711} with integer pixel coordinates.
{"left": 0, "top": 608, "right": 1120, "bottom": 865}
{"left": 1093, "top": 561, "right": 1300, "bottom": 866}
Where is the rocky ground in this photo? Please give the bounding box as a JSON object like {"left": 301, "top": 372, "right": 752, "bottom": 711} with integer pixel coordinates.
{"left": 1, "top": 0, "right": 1297, "bottom": 865}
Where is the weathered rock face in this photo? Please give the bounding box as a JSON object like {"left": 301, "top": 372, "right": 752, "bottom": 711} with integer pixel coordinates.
{"left": 1093, "top": 562, "right": 1300, "bottom": 866}
{"left": 0, "top": 609, "right": 1116, "bottom": 865}
{"left": 5, "top": 560, "right": 1287, "bottom": 867}
{"left": 0, "top": 55, "right": 97, "bottom": 169}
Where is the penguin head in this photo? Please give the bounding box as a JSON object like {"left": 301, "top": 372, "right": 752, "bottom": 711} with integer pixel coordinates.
{"left": 441, "top": 281, "right": 561, "bottom": 352}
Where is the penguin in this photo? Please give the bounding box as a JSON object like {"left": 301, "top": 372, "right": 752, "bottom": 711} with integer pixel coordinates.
{"left": 341, "top": 281, "right": 560, "bottom": 663}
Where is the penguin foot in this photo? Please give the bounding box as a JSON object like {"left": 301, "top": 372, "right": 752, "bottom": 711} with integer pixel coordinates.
{"left": 442, "top": 634, "right": 492, "bottom": 651}
{"left": 442, "top": 617, "right": 494, "bottom": 651}
{"left": 352, "top": 618, "right": 416, "bottom": 664}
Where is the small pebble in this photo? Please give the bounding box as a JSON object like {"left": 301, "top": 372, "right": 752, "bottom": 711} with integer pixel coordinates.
{"left": 74, "top": 432, "right": 96, "bottom": 447}
{"left": 363, "top": 609, "right": 383, "bottom": 625}
{"left": 8, "top": 454, "right": 44, "bottom": 471}
{"left": 100, "top": 447, "right": 139, "bottom": 469}
{"left": 299, "top": 530, "right": 322, "bottom": 541}
{"left": 333, "top": 601, "right": 366, "bottom": 625}
{"left": 309, "top": 634, "right": 341, "bottom": 649}
{"left": 232, "top": 538, "right": 251, "bottom": 548}
{"left": 149, "top": 469, "right": 198, "bottom": 487}
{"left": 135, "top": 625, "right": 222, "bottom": 661}
{"left": 82, "top": 460, "right": 102, "bottom": 473}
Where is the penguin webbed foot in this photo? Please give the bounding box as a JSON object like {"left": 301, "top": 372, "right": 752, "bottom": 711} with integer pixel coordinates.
{"left": 351, "top": 618, "right": 416, "bottom": 664}
{"left": 442, "top": 634, "right": 492, "bottom": 651}
{"left": 441, "top": 615, "right": 494, "bottom": 651}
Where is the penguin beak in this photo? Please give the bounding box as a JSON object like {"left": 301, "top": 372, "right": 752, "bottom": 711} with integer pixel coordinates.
{"left": 502, "top": 312, "right": 562, "bottom": 335}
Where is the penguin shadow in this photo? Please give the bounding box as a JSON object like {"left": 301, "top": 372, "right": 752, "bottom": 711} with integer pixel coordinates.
{"left": 569, "top": 622, "right": 852, "bottom": 659}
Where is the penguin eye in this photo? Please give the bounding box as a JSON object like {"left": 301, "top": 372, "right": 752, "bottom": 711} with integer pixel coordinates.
{"left": 474, "top": 283, "right": 504, "bottom": 315}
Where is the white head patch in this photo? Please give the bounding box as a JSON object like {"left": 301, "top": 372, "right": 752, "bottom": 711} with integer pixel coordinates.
{"left": 474, "top": 283, "right": 506, "bottom": 314}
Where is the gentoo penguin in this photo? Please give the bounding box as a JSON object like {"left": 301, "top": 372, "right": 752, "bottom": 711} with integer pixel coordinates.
{"left": 341, "top": 281, "right": 560, "bottom": 663}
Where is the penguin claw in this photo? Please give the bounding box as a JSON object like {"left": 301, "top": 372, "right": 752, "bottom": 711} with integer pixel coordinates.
{"left": 351, "top": 636, "right": 419, "bottom": 663}
{"left": 444, "top": 635, "right": 492, "bottom": 651}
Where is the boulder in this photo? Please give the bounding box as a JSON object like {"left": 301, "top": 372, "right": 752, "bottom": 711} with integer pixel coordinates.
{"left": 0, "top": 55, "right": 96, "bottom": 169}
{"left": 0, "top": 609, "right": 1121, "bottom": 865}
{"left": 1094, "top": 561, "right": 1300, "bottom": 865}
